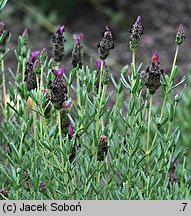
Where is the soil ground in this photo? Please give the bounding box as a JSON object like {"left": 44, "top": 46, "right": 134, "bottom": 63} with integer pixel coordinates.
{"left": 1, "top": 0, "right": 191, "bottom": 104}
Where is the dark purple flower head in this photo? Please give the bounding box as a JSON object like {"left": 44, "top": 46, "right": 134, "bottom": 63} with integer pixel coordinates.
{"left": 97, "top": 135, "right": 108, "bottom": 161}
{"left": 52, "top": 25, "right": 66, "bottom": 62}
{"left": 58, "top": 25, "right": 65, "bottom": 34}
{"left": 73, "top": 33, "right": 84, "bottom": 44}
{"left": 97, "top": 26, "right": 114, "bottom": 60}
{"left": 29, "top": 51, "right": 40, "bottom": 63}
{"left": 95, "top": 59, "right": 106, "bottom": 71}
{"left": 52, "top": 66, "right": 65, "bottom": 77}
{"left": 142, "top": 51, "right": 162, "bottom": 94}
{"left": 129, "top": 16, "right": 144, "bottom": 51}
{"left": 168, "top": 156, "right": 179, "bottom": 186}
{"left": 69, "top": 124, "right": 75, "bottom": 136}
{"left": 39, "top": 182, "right": 46, "bottom": 192}
{"left": 152, "top": 51, "right": 159, "bottom": 64}
{"left": 176, "top": 23, "right": 185, "bottom": 45}
{"left": 63, "top": 98, "right": 72, "bottom": 109}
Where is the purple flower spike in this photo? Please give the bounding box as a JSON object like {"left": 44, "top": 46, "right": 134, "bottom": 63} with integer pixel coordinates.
{"left": 52, "top": 66, "right": 65, "bottom": 77}
{"left": 73, "top": 33, "right": 84, "bottom": 44}
{"left": 176, "top": 23, "right": 185, "bottom": 45}
{"left": 29, "top": 51, "right": 40, "bottom": 63}
{"left": 58, "top": 25, "right": 64, "bottom": 34}
{"left": 69, "top": 124, "right": 75, "bottom": 136}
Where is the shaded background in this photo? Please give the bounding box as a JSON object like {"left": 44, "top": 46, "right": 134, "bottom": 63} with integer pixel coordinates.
{"left": 2, "top": 0, "right": 191, "bottom": 74}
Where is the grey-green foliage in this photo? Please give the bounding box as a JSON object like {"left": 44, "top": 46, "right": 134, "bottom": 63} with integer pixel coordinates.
{"left": 0, "top": 0, "right": 8, "bottom": 14}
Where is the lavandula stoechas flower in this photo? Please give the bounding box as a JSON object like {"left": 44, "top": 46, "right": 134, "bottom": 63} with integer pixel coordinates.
{"left": 68, "top": 124, "right": 79, "bottom": 163}
{"left": 129, "top": 16, "right": 144, "bottom": 51}
{"left": 175, "top": 24, "right": 185, "bottom": 45}
{"left": 39, "top": 182, "right": 46, "bottom": 192}
{"left": 71, "top": 33, "right": 84, "bottom": 68}
{"left": 0, "top": 21, "right": 10, "bottom": 54}
{"left": 97, "top": 135, "right": 109, "bottom": 161}
{"left": 97, "top": 26, "right": 114, "bottom": 60}
{"left": 49, "top": 66, "right": 68, "bottom": 109}
{"left": 0, "top": 188, "right": 8, "bottom": 196}
{"left": 141, "top": 52, "right": 163, "bottom": 94}
{"left": 42, "top": 89, "right": 52, "bottom": 119}
{"left": 52, "top": 25, "right": 66, "bottom": 62}
{"left": 168, "top": 157, "right": 179, "bottom": 186}
{"left": 60, "top": 107, "right": 70, "bottom": 135}
{"left": 25, "top": 51, "right": 40, "bottom": 91}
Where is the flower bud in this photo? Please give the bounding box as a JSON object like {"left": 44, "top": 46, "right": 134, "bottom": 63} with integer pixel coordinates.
{"left": 143, "top": 52, "right": 163, "bottom": 94}
{"left": 22, "top": 29, "right": 29, "bottom": 46}
{"left": 97, "top": 135, "right": 109, "bottom": 161}
{"left": 97, "top": 26, "right": 114, "bottom": 60}
{"left": 39, "top": 182, "right": 46, "bottom": 192}
{"left": 175, "top": 24, "right": 185, "bottom": 45}
{"left": 25, "top": 51, "right": 41, "bottom": 91}
{"left": 42, "top": 89, "right": 52, "bottom": 119}
{"left": 52, "top": 25, "right": 66, "bottom": 62}
{"left": 49, "top": 67, "right": 67, "bottom": 109}
{"left": 71, "top": 33, "right": 84, "bottom": 68}
{"left": 60, "top": 108, "right": 70, "bottom": 135}
{"left": 129, "top": 16, "right": 144, "bottom": 51}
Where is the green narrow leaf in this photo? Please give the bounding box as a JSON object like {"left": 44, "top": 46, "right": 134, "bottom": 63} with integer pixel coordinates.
{"left": 0, "top": 0, "right": 8, "bottom": 13}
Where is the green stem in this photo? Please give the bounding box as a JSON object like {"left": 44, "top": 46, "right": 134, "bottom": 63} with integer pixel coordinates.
{"left": 76, "top": 69, "right": 82, "bottom": 117}
{"left": 32, "top": 100, "right": 37, "bottom": 148}
{"left": 68, "top": 73, "right": 71, "bottom": 96}
{"left": 95, "top": 60, "right": 104, "bottom": 138}
{"left": 16, "top": 62, "right": 21, "bottom": 80}
{"left": 144, "top": 95, "right": 153, "bottom": 184}
{"left": 40, "top": 65, "right": 44, "bottom": 90}
{"left": 169, "top": 45, "right": 179, "bottom": 83}
{"left": 58, "top": 110, "right": 63, "bottom": 164}
{"left": 129, "top": 50, "right": 136, "bottom": 147}
{"left": 146, "top": 95, "right": 153, "bottom": 153}
{"left": 96, "top": 162, "right": 101, "bottom": 200}
{"left": 100, "top": 84, "right": 107, "bottom": 132}
{"left": 98, "top": 60, "right": 104, "bottom": 98}
{"left": 132, "top": 50, "right": 136, "bottom": 75}
{"left": 22, "top": 58, "right": 26, "bottom": 85}
{"left": 150, "top": 45, "right": 179, "bottom": 152}
{"left": 126, "top": 50, "right": 136, "bottom": 199}
{"left": 1, "top": 54, "right": 6, "bottom": 110}
{"left": 109, "top": 89, "right": 122, "bottom": 139}
{"left": 36, "top": 75, "right": 40, "bottom": 92}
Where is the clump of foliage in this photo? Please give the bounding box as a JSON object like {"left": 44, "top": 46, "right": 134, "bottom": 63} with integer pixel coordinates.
{"left": 0, "top": 4, "right": 190, "bottom": 199}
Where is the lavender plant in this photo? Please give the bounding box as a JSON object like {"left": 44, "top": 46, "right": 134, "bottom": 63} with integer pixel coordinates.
{"left": 0, "top": 14, "right": 190, "bottom": 200}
